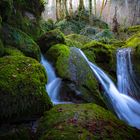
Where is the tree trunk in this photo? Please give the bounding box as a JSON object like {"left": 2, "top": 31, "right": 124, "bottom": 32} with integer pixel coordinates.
{"left": 94, "top": 0, "right": 96, "bottom": 16}
{"left": 78, "top": 0, "right": 85, "bottom": 12}
{"left": 89, "top": 0, "right": 92, "bottom": 15}
{"left": 69, "top": 0, "right": 73, "bottom": 17}
{"left": 56, "top": 0, "right": 59, "bottom": 20}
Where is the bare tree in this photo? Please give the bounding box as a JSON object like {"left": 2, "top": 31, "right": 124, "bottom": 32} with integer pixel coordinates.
{"left": 78, "top": 0, "right": 85, "bottom": 12}
{"left": 69, "top": 0, "right": 73, "bottom": 17}
{"left": 112, "top": 7, "right": 119, "bottom": 33}
{"left": 100, "top": 0, "right": 105, "bottom": 18}
{"left": 64, "top": 0, "right": 69, "bottom": 17}
{"left": 94, "top": 0, "right": 96, "bottom": 16}
{"left": 56, "top": 0, "right": 59, "bottom": 20}
{"left": 89, "top": 0, "right": 92, "bottom": 15}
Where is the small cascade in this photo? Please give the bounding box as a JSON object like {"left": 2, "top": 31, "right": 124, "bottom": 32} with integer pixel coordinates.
{"left": 41, "top": 54, "right": 62, "bottom": 104}
{"left": 117, "top": 48, "right": 140, "bottom": 100}
{"left": 78, "top": 48, "right": 140, "bottom": 129}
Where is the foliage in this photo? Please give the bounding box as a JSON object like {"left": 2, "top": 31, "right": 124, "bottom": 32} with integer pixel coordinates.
{"left": 66, "top": 34, "right": 91, "bottom": 47}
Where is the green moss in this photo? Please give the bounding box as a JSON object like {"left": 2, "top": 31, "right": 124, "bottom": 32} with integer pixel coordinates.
{"left": 38, "top": 29, "right": 66, "bottom": 53}
{"left": 13, "top": 0, "right": 45, "bottom": 18}
{"left": 83, "top": 41, "right": 116, "bottom": 74}
{"left": 80, "top": 27, "right": 100, "bottom": 39}
{"left": 1, "top": 25, "right": 41, "bottom": 61}
{"left": 124, "top": 25, "right": 140, "bottom": 35}
{"left": 65, "top": 38, "right": 83, "bottom": 48}
{"left": 66, "top": 34, "right": 91, "bottom": 47}
{"left": 125, "top": 32, "right": 140, "bottom": 47}
{"left": 37, "top": 104, "right": 140, "bottom": 140}
{"left": 4, "top": 47, "right": 25, "bottom": 56}
{"left": 46, "top": 45, "right": 106, "bottom": 106}
{"left": 0, "top": 55, "right": 52, "bottom": 123}
{"left": 8, "top": 12, "right": 41, "bottom": 40}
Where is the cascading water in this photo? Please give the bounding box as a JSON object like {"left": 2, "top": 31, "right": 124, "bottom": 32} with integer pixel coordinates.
{"left": 78, "top": 48, "right": 140, "bottom": 129}
{"left": 117, "top": 48, "right": 140, "bottom": 100}
{"left": 41, "top": 54, "right": 62, "bottom": 104}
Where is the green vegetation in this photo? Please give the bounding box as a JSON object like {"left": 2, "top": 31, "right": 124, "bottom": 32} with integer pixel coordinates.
{"left": 1, "top": 25, "right": 41, "bottom": 61}
{"left": 38, "top": 29, "right": 66, "bottom": 53}
{"left": 37, "top": 103, "right": 140, "bottom": 140}
{"left": 66, "top": 34, "right": 91, "bottom": 47}
{"left": 46, "top": 44, "right": 106, "bottom": 106}
{"left": 0, "top": 0, "right": 140, "bottom": 139}
{"left": 0, "top": 54, "right": 52, "bottom": 123}
{"left": 83, "top": 41, "right": 115, "bottom": 71}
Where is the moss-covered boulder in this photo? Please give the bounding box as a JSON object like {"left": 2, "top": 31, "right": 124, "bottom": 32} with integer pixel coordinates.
{"left": 1, "top": 25, "right": 41, "bottom": 61}
{"left": 46, "top": 44, "right": 105, "bottom": 106}
{"left": 4, "top": 46, "right": 25, "bottom": 56}
{"left": 82, "top": 41, "right": 116, "bottom": 77}
{"left": 38, "top": 29, "right": 65, "bottom": 53}
{"left": 37, "top": 104, "right": 140, "bottom": 140}
{"left": 0, "top": 55, "right": 52, "bottom": 123}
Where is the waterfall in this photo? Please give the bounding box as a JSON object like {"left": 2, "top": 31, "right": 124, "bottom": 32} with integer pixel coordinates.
{"left": 41, "top": 54, "right": 62, "bottom": 104}
{"left": 117, "top": 48, "right": 140, "bottom": 100}
{"left": 41, "top": 55, "right": 72, "bottom": 105}
{"left": 78, "top": 48, "right": 140, "bottom": 129}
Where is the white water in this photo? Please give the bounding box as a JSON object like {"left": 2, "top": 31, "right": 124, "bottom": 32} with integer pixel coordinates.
{"left": 41, "top": 55, "right": 62, "bottom": 104}
{"left": 117, "top": 48, "right": 140, "bottom": 100}
{"left": 78, "top": 48, "right": 140, "bottom": 129}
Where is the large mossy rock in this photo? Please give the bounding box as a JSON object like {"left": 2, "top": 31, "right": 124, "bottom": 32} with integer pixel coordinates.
{"left": 37, "top": 29, "right": 65, "bottom": 53}
{"left": 46, "top": 44, "right": 105, "bottom": 106}
{"left": 37, "top": 104, "right": 140, "bottom": 140}
{"left": 0, "top": 54, "right": 52, "bottom": 123}
{"left": 82, "top": 41, "right": 116, "bottom": 77}
{"left": 1, "top": 25, "right": 41, "bottom": 61}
